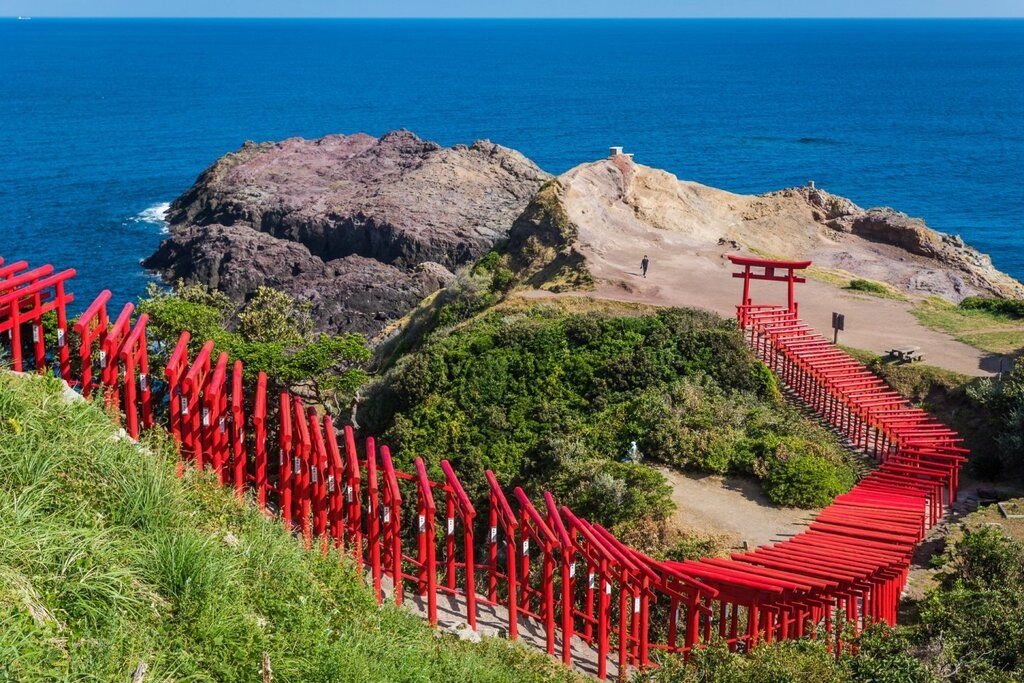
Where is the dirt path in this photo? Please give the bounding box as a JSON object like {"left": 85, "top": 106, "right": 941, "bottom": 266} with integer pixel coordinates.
{"left": 656, "top": 467, "right": 816, "bottom": 548}
{"left": 577, "top": 239, "right": 998, "bottom": 376}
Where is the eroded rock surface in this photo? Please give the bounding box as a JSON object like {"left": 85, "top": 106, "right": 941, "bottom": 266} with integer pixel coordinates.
{"left": 510, "top": 157, "right": 1023, "bottom": 301}
{"left": 145, "top": 130, "right": 548, "bottom": 335}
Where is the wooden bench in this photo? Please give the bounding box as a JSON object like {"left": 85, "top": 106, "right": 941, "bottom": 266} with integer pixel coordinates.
{"left": 888, "top": 347, "right": 924, "bottom": 363}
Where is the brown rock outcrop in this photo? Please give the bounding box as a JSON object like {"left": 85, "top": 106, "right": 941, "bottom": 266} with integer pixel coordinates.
{"left": 539, "top": 157, "right": 1024, "bottom": 302}
{"left": 145, "top": 130, "right": 548, "bottom": 336}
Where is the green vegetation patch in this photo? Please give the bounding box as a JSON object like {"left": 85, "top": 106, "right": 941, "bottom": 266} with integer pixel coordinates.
{"left": 911, "top": 296, "right": 1024, "bottom": 355}
{"left": 363, "top": 301, "right": 856, "bottom": 535}
{"left": 959, "top": 296, "right": 1024, "bottom": 320}
{"left": 845, "top": 278, "right": 908, "bottom": 299}
{"left": 916, "top": 524, "right": 1024, "bottom": 682}
{"left": 138, "top": 282, "right": 370, "bottom": 414}
{"left": 0, "top": 373, "right": 582, "bottom": 683}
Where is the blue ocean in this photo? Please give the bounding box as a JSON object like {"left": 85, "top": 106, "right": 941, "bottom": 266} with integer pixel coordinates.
{"left": 2, "top": 18, "right": 1023, "bottom": 307}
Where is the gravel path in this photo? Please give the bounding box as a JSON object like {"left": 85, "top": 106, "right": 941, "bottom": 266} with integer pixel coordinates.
{"left": 656, "top": 467, "right": 817, "bottom": 548}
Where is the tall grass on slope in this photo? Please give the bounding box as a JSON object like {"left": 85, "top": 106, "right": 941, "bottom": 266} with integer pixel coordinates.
{"left": 0, "top": 373, "right": 581, "bottom": 683}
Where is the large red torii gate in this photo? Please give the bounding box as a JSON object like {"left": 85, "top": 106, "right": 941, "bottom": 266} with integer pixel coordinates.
{"left": 728, "top": 254, "right": 812, "bottom": 327}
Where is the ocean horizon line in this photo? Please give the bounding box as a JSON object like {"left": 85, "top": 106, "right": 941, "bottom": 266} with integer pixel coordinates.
{"left": 6, "top": 16, "right": 1024, "bottom": 21}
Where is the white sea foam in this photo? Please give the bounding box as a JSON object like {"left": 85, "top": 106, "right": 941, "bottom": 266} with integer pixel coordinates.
{"left": 132, "top": 202, "right": 171, "bottom": 232}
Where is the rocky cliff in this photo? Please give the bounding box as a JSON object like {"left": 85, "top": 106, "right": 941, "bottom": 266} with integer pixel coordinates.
{"left": 149, "top": 137, "right": 1023, "bottom": 339}
{"left": 145, "top": 130, "right": 549, "bottom": 335}
{"left": 507, "top": 156, "right": 1024, "bottom": 301}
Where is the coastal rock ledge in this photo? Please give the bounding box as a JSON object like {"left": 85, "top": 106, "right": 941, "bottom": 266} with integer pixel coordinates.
{"left": 144, "top": 130, "right": 549, "bottom": 335}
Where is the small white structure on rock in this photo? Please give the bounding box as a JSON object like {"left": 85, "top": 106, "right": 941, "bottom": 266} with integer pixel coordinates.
{"left": 609, "top": 146, "right": 635, "bottom": 160}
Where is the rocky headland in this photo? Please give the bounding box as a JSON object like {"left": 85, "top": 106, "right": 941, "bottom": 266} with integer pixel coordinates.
{"left": 508, "top": 155, "right": 1023, "bottom": 301}
{"left": 147, "top": 133, "right": 1023, "bottom": 342}
{"left": 145, "top": 130, "right": 548, "bottom": 335}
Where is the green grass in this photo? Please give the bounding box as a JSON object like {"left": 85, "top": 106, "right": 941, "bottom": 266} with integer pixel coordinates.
{"left": 0, "top": 373, "right": 582, "bottom": 683}
{"left": 911, "top": 297, "right": 1024, "bottom": 355}
{"left": 845, "top": 278, "right": 907, "bottom": 300}
{"left": 747, "top": 250, "right": 907, "bottom": 301}
{"left": 959, "top": 296, "right": 1024, "bottom": 320}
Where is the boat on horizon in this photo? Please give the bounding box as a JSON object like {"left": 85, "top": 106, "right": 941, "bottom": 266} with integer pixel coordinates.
{"left": 17, "top": 16, "right": 32, "bottom": 20}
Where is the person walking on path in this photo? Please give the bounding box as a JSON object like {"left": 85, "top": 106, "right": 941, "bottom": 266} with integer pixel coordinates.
{"left": 641, "top": 255, "right": 650, "bottom": 278}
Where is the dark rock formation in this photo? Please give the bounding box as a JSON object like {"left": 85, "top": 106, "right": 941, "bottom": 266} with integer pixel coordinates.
{"left": 145, "top": 130, "right": 549, "bottom": 336}
{"left": 506, "top": 180, "right": 593, "bottom": 292}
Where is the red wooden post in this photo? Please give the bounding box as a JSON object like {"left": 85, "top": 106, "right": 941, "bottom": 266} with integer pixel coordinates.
{"left": 277, "top": 392, "right": 293, "bottom": 529}
{"left": 365, "top": 436, "right": 383, "bottom": 602}
{"left": 487, "top": 471, "right": 519, "bottom": 640}
{"left": 414, "top": 457, "right": 438, "bottom": 625}
{"left": 343, "top": 426, "right": 363, "bottom": 569}
{"left": 445, "top": 493, "right": 457, "bottom": 591}
{"left": 73, "top": 289, "right": 110, "bottom": 395}
{"left": 101, "top": 302, "right": 134, "bottom": 415}
{"left": 54, "top": 279, "right": 72, "bottom": 380}
{"left": 514, "top": 487, "right": 558, "bottom": 656}
{"left": 165, "top": 331, "right": 191, "bottom": 473}
{"left": 543, "top": 491, "right": 575, "bottom": 665}
{"left": 292, "top": 397, "right": 311, "bottom": 542}
{"left": 308, "top": 409, "right": 329, "bottom": 548}
{"left": 181, "top": 340, "right": 214, "bottom": 470}
{"left": 30, "top": 290, "right": 45, "bottom": 372}
{"left": 119, "top": 313, "right": 150, "bottom": 439}
{"left": 324, "top": 419, "right": 345, "bottom": 550}
{"left": 230, "top": 360, "right": 246, "bottom": 497}
{"left": 252, "top": 372, "right": 268, "bottom": 510}
{"left": 380, "top": 446, "right": 404, "bottom": 605}
{"left": 204, "top": 352, "right": 229, "bottom": 483}
{"left": 597, "top": 558, "right": 610, "bottom": 679}
{"left": 441, "top": 459, "right": 477, "bottom": 629}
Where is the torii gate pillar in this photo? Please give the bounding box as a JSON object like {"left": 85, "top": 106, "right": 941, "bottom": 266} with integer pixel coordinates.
{"left": 727, "top": 254, "right": 812, "bottom": 327}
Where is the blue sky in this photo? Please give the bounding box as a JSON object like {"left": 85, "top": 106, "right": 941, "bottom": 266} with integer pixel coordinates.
{"left": 3, "top": 1, "right": 1023, "bottom": 18}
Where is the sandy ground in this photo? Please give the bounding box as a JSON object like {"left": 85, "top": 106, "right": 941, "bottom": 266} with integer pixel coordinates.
{"left": 657, "top": 467, "right": 816, "bottom": 548}
{"left": 586, "top": 243, "right": 997, "bottom": 376}
{"left": 553, "top": 158, "right": 1003, "bottom": 377}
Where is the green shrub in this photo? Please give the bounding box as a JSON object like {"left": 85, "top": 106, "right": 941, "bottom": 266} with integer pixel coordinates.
{"left": 917, "top": 525, "right": 1024, "bottom": 682}
{"left": 959, "top": 296, "right": 1024, "bottom": 320}
{"left": 138, "top": 282, "right": 369, "bottom": 413}
{"left": 636, "top": 626, "right": 934, "bottom": 683}
{"left": 847, "top": 279, "right": 897, "bottom": 297}
{"left": 364, "top": 303, "right": 853, "bottom": 534}
{"left": 852, "top": 626, "right": 933, "bottom": 683}
{"left": 964, "top": 364, "right": 1024, "bottom": 479}
{"left": 763, "top": 452, "right": 855, "bottom": 508}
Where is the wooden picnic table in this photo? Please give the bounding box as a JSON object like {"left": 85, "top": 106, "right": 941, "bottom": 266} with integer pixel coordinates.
{"left": 889, "top": 347, "right": 925, "bottom": 363}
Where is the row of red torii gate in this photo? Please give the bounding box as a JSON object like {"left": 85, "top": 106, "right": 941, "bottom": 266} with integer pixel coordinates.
{"left": 0, "top": 253, "right": 966, "bottom": 678}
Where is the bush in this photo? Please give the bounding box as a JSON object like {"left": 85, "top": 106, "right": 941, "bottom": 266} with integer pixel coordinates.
{"left": 964, "top": 364, "right": 1024, "bottom": 480}
{"left": 959, "top": 296, "right": 1024, "bottom": 319}
{"left": 763, "top": 452, "right": 856, "bottom": 508}
{"left": 917, "top": 525, "right": 1024, "bottom": 682}
{"left": 364, "top": 303, "right": 853, "bottom": 536}
{"left": 852, "top": 626, "right": 933, "bottom": 683}
{"left": 847, "top": 279, "right": 897, "bottom": 297}
{"left": 138, "top": 282, "right": 370, "bottom": 414}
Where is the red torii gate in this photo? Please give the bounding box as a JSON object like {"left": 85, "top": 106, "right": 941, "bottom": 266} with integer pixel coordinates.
{"left": 729, "top": 254, "right": 812, "bottom": 327}
{"left": 2, "top": 250, "right": 971, "bottom": 680}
